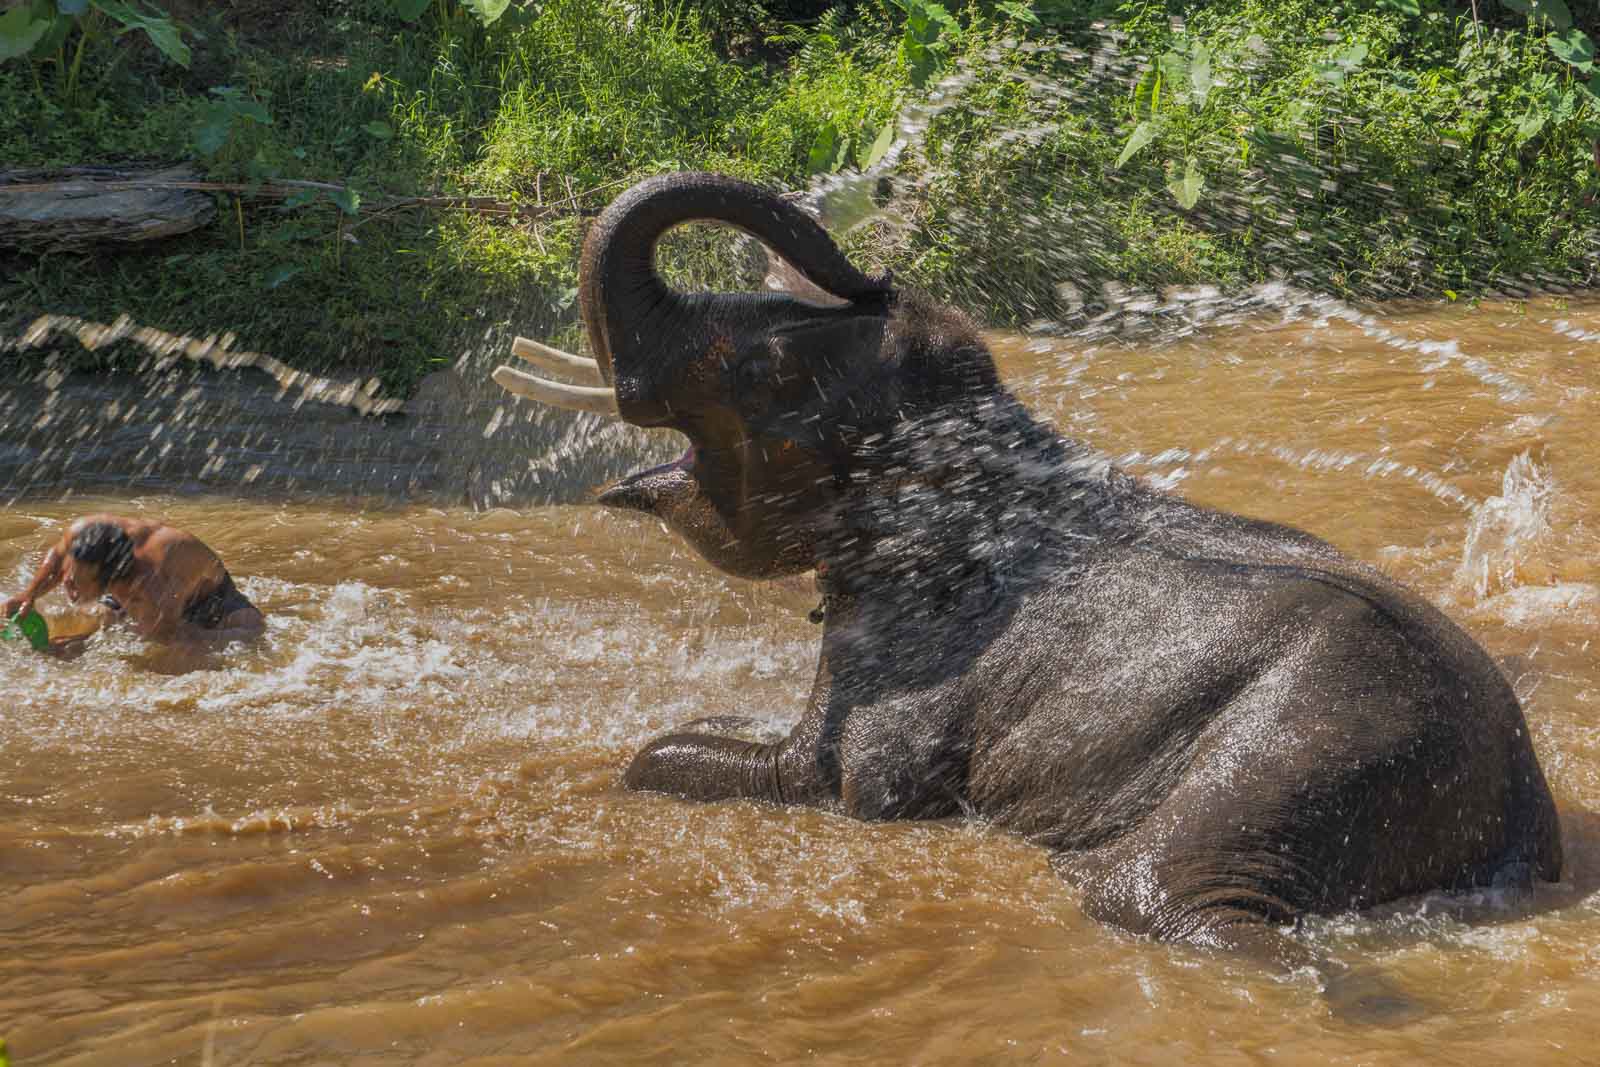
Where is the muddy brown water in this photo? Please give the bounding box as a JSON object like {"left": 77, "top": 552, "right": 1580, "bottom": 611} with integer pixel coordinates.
{"left": 6, "top": 296, "right": 1600, "bottom": 1064}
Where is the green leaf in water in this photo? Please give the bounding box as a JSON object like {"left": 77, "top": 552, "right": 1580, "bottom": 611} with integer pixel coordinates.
{"left": 363, "top": 120, "right": 394, "bottom": 140}
{"left": 1115, "top": 119, "right": 1158, "bottom": 169}
{"left": 1169, "top": 157, "right": 1205, "bottom": 210}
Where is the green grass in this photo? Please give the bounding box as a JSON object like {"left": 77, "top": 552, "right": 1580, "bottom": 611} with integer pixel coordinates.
{"left": 2, "top": 0, "right": 1597, "bottom": 391}
{"left": 0, "top": 0, "right": 906, "bottom": 393}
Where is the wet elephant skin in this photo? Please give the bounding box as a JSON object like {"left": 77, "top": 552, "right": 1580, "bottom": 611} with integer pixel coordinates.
{"left": 574, "top": 172, "right": 1562, "bottom": 995}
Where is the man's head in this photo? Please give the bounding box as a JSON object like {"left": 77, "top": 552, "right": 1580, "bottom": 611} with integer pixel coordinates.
{"left": 65, "top": 522, "right": 135, "bottom": 603}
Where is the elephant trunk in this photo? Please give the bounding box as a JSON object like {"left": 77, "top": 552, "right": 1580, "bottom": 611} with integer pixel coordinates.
{"left": 577, "top": 172, "right": 892, "bottom": 424}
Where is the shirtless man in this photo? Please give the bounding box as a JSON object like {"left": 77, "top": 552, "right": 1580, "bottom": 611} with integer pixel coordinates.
{"left": 3, "top": 515, "right": 264, "bottom": 645}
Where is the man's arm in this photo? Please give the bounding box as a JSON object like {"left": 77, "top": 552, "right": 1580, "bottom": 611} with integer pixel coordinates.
{"left": 2, "top": 531, "right": 72, "bottom": 619}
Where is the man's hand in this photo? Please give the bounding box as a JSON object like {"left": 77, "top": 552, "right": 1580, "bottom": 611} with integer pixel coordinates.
{"left": 2, "top": 596, "right": 31, "bottom": 621}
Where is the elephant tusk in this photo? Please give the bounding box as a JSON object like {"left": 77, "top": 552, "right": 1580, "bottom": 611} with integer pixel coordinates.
{"left": 511, "top": 336, "right": 604, "bottom": 384}
{"left": 493, "top": 365, "right": 620, "bottom": 415}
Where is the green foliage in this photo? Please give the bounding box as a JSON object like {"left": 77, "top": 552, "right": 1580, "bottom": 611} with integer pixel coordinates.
{"left": 382, "top": 0, "right": 515, "bottom": 27}
{"left": 0, "top": 0, "right": 187, "bottom": 104}
{"left": 1115, "top": 35, "right": 1220, "bottom": 209}
{"left": 0, "top": 0, "right": 906, "bottom": 391}
{"left": 890, "top": 0, "right": 958, "bottom": 89}
{"left": 193, "top": 85, "right": 272, "bottom": 157}
{"left": 3, "top": 0, "right": 1598, "bottom": 391}
{"left": 900, "top": 0, "right": 1600, "bottom": 321}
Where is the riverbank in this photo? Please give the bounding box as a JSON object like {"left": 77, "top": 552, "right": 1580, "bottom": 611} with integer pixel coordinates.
{"left": 3, "top": 1, "right": 1598, "bottom": 393}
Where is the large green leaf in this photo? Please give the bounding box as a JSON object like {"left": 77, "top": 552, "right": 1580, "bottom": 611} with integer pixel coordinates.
{"left": 1159, "top": 50, "right": 1188, "bottom": 101}
{"left": 1550, "top": 29, "right": 1595, "bottom": 72}
{"left": 862, "top": 120, "right": 896, "bottom": 169}
{"left": 329, "top": 187, "right": 361, "bottom": 216}
{"left": 0, "top": 6, "right": 52, "bottom": 61}
{"left": 1515, "top": 107, "right": 1548, "bottom": 144}
{"left": 391, "top": 0, "right": 431, "bottom": 18}
{"left": 27, "top": 0, "right": 73, "bottom": 57}
{"left": 1502, "top": 0, "right": 1574, "bottom": 30}
{"left": 1115, "top": 119, "right": 1157, "bottom": 169}
{"left": 91, "top": 0, "right": 189, "bottom": 67}
{"left": 193, "top": 106, "right": 232, "bottom": 155}
{"left": 1168, "top": 157, "right": 1205, "bottom": 210}
{"left": 1189, "top": 42, "right": 1212, "bottom": 108}
{"left": 806, "top": 122, "right": 843, "bottom": 174}
{"left": 461, "top": 0, "right": 510, "bottom": 24}
{"left": 1315, "top": 41, "right": 1369, "bottom": 85}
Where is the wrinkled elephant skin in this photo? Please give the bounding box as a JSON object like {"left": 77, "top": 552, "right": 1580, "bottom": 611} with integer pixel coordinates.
{"left": 501, "top": 172, "right": 1563, "bottom": 1009}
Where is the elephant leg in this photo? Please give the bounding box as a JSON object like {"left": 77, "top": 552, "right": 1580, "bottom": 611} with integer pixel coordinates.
{"left": 622, "top": 731, "right": 784, "bottom": 802}
{"left": 624, "top": 649, "right": 840, "bottom": 806}
{"left": 1056, "top": 847, "right": 1424, "bottom": 1025}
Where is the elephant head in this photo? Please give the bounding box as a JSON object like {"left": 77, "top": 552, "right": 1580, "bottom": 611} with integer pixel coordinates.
{"left": 494, "top": 172, "right": 1001, "bottom": 579}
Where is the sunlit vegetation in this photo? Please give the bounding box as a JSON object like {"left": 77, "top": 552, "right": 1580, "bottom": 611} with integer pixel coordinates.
{"left": 1, "top": 0, "right": 1597, "bottom": 389}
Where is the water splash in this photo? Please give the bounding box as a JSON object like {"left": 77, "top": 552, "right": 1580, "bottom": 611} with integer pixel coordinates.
{"left": 7, "top": 314, "right": 405, "bottom": 416}
{"left": 1455, "top": 451, "right": 1556, "bottom": 601}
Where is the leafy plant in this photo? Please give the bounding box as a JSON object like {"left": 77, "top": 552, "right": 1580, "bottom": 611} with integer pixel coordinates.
{"left": 193, "top": 85, "right": 272, "bottom": 157}
{"left": 1116, "top": 36, "right": 1220, "bottom": 210}
{"left": 889, "top": 0, "right": 956, "bottom": 89}
{"left": 384, "top": 0, "right": 514, "bottom": 27}
{"left": 0, "top": 0, "right": 188, "bottom": 103}
{"left": 1498, "top": 0, "right": 1600, "bottom": 148}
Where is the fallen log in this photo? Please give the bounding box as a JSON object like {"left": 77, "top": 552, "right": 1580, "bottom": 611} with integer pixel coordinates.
{"left": 0, "top": 164, "right": 217, "bottom": 252}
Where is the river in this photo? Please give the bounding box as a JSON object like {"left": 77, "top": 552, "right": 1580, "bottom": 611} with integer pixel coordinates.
{"left": 4, "top": 293, "right": 1600, "bottom": 1064}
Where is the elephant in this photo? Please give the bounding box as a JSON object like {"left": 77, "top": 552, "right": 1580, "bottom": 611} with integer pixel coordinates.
{"left": 494, "top": 171, "right": 1563, "bottom": 1010}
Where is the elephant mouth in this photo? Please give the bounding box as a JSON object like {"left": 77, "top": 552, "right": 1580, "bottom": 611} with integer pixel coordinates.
{"left": 487, "top": 333, "right": 712, "bottom": 517}
{"left": 595, "top": 446, "right": 699, "bottom": 514}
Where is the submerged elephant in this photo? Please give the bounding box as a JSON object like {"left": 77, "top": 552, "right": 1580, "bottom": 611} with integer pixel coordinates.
{"left": 494, "top": 171, "right": 1562, "bottom": 996}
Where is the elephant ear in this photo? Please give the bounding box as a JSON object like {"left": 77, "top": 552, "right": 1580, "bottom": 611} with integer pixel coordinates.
{"left": 884, "top": 296, "right": 1001, "bottom": 409}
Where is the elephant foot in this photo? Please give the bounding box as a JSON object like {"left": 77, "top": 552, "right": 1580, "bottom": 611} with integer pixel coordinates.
{"left": 1321, "top": 963, "right": 1429, "bottom": 1027}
